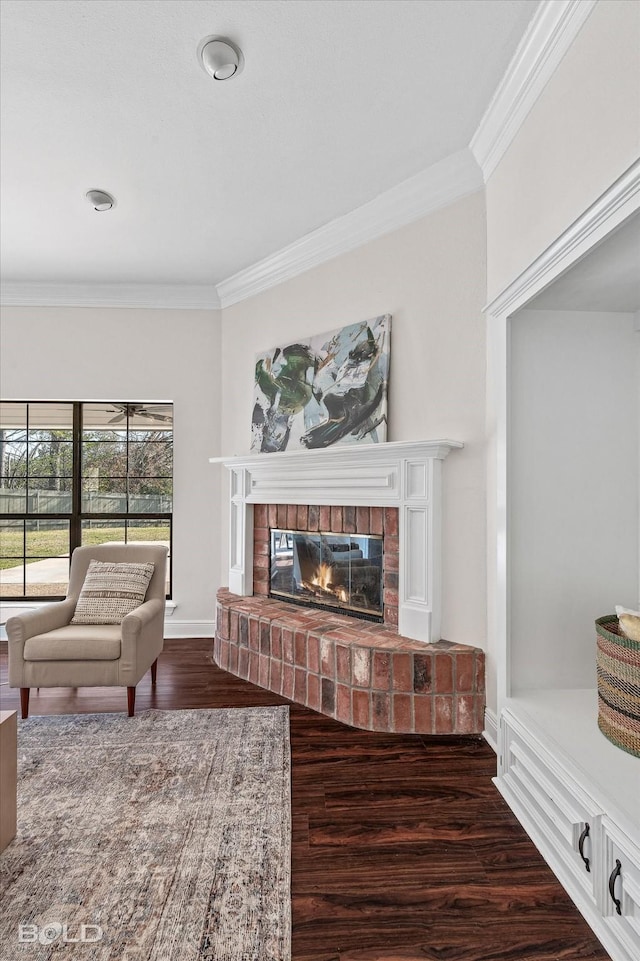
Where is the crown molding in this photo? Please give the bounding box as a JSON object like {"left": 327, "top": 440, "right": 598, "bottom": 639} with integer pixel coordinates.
{"left": 0, "top": 283, "right": 221, "bottom": 310}
{"left": 216, "top": 148, "right": 483, "bottom": 308}
{"left": 470, "top": 0, "right": 598, "bottom": 182}
{"left": 2, "top": 150, "right": 482, "bottom": 313}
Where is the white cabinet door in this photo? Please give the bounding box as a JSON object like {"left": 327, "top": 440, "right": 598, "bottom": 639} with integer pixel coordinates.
{"left": 497, "top": 706, "right": 640, "bottom": 961}
{"left": 499, "top": 709, "right": 601, "bottom": 907}
{"left": 599, "top": 817, "right": 640, "bottom": 961}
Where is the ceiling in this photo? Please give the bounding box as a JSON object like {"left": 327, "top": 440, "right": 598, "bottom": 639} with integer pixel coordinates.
{"left": 528, "top": 213, "right": 640, "bottom": 313}
{"left": 0, "top": 0, "right": 539, "bottom": 289}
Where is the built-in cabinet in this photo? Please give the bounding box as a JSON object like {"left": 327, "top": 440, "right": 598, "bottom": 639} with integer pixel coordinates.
{"left": 497, "top": 694, "right": 640, "bottom": 961}
{"left": 489, "top": 203, "right": 640, "bottom": 961}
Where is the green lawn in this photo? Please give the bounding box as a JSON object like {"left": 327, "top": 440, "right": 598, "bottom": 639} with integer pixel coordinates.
{"left": 0, "top": 525, "right": 169, "bottom": 570}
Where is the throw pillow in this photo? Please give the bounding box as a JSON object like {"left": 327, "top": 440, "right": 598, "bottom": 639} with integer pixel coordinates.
{"left": 616, "top": 605, "right": 640, "bottom": 643}
{"left": 71, "top": 560, "right": 155, "bottom": 625}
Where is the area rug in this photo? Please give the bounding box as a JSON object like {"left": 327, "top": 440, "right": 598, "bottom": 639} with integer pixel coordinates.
{"left": 0, "top": 707, "right": 291, "bottom": 960}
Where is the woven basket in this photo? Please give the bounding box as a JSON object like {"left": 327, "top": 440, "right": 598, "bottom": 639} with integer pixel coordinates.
{"left": 596, "top": 615, "right": 640, "bottom": 758}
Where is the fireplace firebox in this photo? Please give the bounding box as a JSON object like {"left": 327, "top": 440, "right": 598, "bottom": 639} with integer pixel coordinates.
{"left": 269, "top": 528, "right": 384, "bottom": 621}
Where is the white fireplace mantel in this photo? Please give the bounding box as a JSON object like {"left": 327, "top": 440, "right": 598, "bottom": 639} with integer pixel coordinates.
{"left": 210, "top": 440, "right": 463, "bottom": 643}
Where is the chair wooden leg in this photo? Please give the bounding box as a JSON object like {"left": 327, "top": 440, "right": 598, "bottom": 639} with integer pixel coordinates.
{"left": 151, "top": 658, "right": 158, "bottom": 686}
{"left": 127, "top": 687, "right": 136, "bottom": 717}
{"left": 20, "top": 688, "right": 30, "bottom": 719}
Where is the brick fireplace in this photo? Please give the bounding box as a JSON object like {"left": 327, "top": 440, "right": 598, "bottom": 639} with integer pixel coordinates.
{"left": 212, "top": 440, "right": 486, "bottom": 735}
{"left": 252, "top": 503, "right": 399, "bottom": 627}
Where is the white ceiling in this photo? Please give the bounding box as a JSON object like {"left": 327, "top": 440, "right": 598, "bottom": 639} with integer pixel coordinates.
{"left": 528, "top": 213, "right": 640, "bottom": 313}
{"left": 0, "top": 0, "right": 539, "bottom": 289}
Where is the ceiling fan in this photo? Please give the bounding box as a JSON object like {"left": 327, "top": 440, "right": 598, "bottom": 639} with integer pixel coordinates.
{"left": 107, "top": 404, "right": 172, "bottom": 425}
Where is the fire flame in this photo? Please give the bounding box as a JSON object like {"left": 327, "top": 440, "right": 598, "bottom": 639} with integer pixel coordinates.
{"left": 312, "top": 563, "right": 334, "bottom": 591}
{"left": 311, "top": 563, "right": 349, "bottom": 603}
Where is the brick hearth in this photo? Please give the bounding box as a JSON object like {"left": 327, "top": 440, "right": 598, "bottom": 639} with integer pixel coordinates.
{"left": 215, "top": 588, "right": 485, "bottom": 735}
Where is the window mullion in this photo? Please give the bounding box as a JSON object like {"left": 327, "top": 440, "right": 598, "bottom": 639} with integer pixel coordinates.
{"left": 24, "top": 404, "right": 29, "bottom": 595}
{"left": 126, "top": 404, "right": 131, "bottom": 542}
{"left": 70, "top": 402, "right": 82, "bottom": 556}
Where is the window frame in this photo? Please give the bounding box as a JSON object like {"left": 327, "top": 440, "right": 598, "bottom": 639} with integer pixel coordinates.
{"left": 0, "top": 401, "right": 173, "bottom": 601}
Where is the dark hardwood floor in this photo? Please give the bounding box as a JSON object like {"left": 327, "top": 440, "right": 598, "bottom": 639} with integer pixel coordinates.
{"left": 0, "top": 638, "right": 610, "bottom": 961}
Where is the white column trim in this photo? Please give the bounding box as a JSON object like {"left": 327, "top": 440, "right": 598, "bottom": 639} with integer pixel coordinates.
{"left": 228, "top": 468, "right": 254, "bottom": 597}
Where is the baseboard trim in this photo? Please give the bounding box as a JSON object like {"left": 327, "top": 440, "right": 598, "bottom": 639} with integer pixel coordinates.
{"left": 483, "top": 707, "right": 498, "bottom": 753}
{"left": 164, "top": 620, "right": 215, "bottom": 639}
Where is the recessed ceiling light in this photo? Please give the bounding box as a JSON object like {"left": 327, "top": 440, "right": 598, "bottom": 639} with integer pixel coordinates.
{"left": 85, "top": 189, "right": 115, "bottom": 211}
{"left": 197, "top": 36, "right": 244, "bottom": 81}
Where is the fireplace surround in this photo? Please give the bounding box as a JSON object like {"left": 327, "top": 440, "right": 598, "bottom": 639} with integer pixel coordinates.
{"left": 212, "top": 440, "right": 486, "bottom": 735}
{"left": 213, "top": 439, "right": 463, "bottom": 643}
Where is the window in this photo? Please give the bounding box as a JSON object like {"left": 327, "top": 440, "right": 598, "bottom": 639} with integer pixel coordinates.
{"left": 0, "top": 402, "right": 172, "bottom": 599}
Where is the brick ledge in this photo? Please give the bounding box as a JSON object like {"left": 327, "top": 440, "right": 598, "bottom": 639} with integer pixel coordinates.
{"left": 215, "top": 589, "right": 485, "bottom": 735}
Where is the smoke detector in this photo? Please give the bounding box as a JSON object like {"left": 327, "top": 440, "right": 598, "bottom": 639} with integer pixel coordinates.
{"left": 197, "top": 36, "right": 244, "bottom": 81}
{"left": 85, "top": 189, "right": 115, "bottom": 211}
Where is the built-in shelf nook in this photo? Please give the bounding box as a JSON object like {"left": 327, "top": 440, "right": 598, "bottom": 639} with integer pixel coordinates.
{"left": 488, "top": 188, "right": 640, "bottom": 961}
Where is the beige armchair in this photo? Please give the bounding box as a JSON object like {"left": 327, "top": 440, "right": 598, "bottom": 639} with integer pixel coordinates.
{"left": 6, "top": 544, "right": 168, "bottom": 719}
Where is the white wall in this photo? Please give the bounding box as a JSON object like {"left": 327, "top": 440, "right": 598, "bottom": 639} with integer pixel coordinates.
{"left": 509, "top": 309, "right": 639, "bottom": 691}
{"left": 0, "top": 306, "right": 222, "bottom": 631}
{"left": 220, "top": 191, "right": 488, "bottom": 654}
{"left": 486, "top": 0, "right": 640, "bottom": 302}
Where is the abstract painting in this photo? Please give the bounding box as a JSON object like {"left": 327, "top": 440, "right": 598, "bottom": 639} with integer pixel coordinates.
{"left": 251, "top": 314, "right": 391, "bottom": 453}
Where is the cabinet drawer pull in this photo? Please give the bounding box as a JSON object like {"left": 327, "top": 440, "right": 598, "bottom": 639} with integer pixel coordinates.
{"left": 578, "top": 823, "right": 590, "bottom": 873}
{"left": 608, "top": 859, "right": 622, "bottom": 915}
